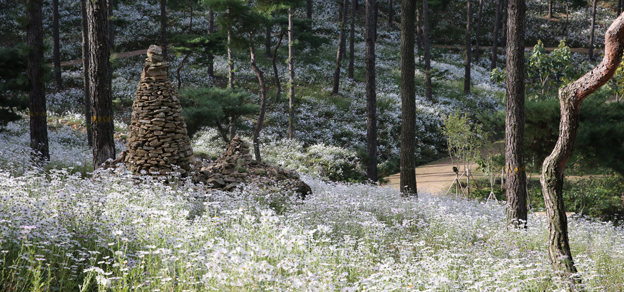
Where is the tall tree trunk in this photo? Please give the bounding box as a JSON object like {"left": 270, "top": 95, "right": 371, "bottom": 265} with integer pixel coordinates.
{"left": 464, "top": 0, "right": 472, "bottom": 95}
{"left": 416, "top": 7, "right": 423, "bottom": 52}
{"left": 348, "top": 0, "right": 356, "bottom": 79}
{"left": 342, "top": 0, "right": 349, "bottom": 60}
{"left": 27, "top": 0, "right": 49, "bottom": 161}
{"left": 475, "top": 0, "right": 484, "bottom": 62}
{"left": 273, "top": 32, "right": 284, "bottom": 103}
{"left": 548, "top": 0, "right": 553, "bottom": 18}
{"left": 81, "top": 0, "right": 92, "bottom": 147}
{"left": 288, "top": 7, "right": 295, "bottom": 139}
{"left": 250, "top": 41, "right": 268, "bottom": 162}
{"left": 541, "top": 11, "right": 624, "bottom": 284}
{"left": 333, "top": 0, "right": 349, "bottom": 95}
{"left": 108, "top": 0, "right": 114, "bottom": 51}
{"left": 307, "top": 0, "right": 312, "bottom": 19}
{"left": 388, "top": 0, "right": 394, "bottom": 26}
{"left": 366, "top": 0, "right": 378, "bottom": 182}
{"left": 355, "top": 0, "right": 358, "bottom": 10}
{"left": 400, "top": 0, "right": 417, "bottom": 195}
{"left": 87, "top": 0, "right": 115, "bottom": 169}
{"left": 373, "top": 0, "right": 379, "bottom": 42}
{"left": 52, "top": 0, "right": 63, "bottom": 90}
{"left": 207, "top": 9, "right": 214, "bottom": 77}
{"left": 266, "top": 25, "right": 272, "bottom": 58}
{"left": 177, "top": 53, "right": 191, "bottom": 90}
{"left": 228, "top": 30, "right": 234, "bottom": 89}
{"left": 160, "top": 0, "right": 167, "bottom": 59}
{"left": 491, "top": 0, "right": 502, "bottom": 70}
{"left": 423, "top": 0, "right": 432, "bottom": 101}
{"left": 505, "top": 0, "right": 527, "bottom": 227}
{"left": 589, "top": 0, "right": 598, "bottom": 61}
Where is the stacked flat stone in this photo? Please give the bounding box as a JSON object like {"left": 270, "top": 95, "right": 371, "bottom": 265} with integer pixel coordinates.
{"left": 194, "top": 136, "right": 312, "bottom": 198}
{"left": 123, "top": 45, "right": 194, "bottom": 176}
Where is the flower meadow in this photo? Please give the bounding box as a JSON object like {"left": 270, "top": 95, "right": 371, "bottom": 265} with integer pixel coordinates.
{"left": 0, "top": 168, "right": 623, "bottom": 291}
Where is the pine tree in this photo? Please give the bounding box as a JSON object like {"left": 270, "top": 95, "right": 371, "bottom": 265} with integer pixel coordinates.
{"left": 399, "top": 0, "right": 417, "bottom": 195}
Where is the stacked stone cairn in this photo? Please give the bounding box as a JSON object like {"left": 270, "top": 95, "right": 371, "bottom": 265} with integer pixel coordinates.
{"left": 194, "top": 136, "right": 312, "bottom": 199}
{"left": 122, "top": 45, "right": 194, "bottom": 176}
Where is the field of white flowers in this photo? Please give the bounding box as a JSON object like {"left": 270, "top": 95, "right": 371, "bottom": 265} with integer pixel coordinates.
{"left": 1, "top": 0, "right": 624, "bottom": 290}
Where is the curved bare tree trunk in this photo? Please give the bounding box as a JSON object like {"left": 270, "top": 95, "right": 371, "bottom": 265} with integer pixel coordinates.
{"left": 541, "top": 12, "right": 624, "bottom": 282}
{"left": 273, "top": 32, "right": 284, "bottom": 103}
{"left": 250, "top": 41, "right": 268, "bottom": 162}
{"left": 400, "top": 0, "right": 416, "bottom": 195}
{"left": 207, "top": 9, "right": 215, "bottom": 77}
{"left": 228, "top": 30, "right": 235, "bottom": 89}
{"left": 288, "top": 7, "right": 295, "bottom": 139}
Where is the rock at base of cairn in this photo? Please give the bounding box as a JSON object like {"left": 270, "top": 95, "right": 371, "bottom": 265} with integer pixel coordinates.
{"left": 193, "top": 136, "right": 312, "bottom": 199}
{"left": 122, "top": 45, "right": 194, "bottom": 176}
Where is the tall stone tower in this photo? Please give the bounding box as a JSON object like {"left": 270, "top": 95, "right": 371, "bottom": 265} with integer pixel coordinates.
{"left": 123, "top": 45, "right": 194, "bottom": 176}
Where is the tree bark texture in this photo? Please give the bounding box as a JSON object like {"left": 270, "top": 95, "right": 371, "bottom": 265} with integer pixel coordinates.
{"left": 491, "top": 0, "right": 502, "bottom": 70}
{"left": 87, "top": 0, "right": 116, "bottom": 169}
{"left": 266, "top": 25, "right": 272, "bottom": 58}
{"left": 464, "top": 0, "right": 472, "bottom": 95}
{"left": 288, "top": 8, "right": 295, "bottom": 139}
{"left": 348, "top": 0, "right": 356, "bottom": 79}
{"left": 400, "top": 0, "right": 417, "bottom": 195}
{"left": 160, "top": 0, "right": 167, "bottom": 59}
{"left": 81, "top": 0, "right": 92, "bottom": 147}
{"left": 27, "top": 0, "right": 50, "bottom": 161}
{"left": 505, "top": 0, "right": 527, "bottom": 227}
{"left": 366, "top": 0, "right": 378, "bottom": 182}
{"left": 541, "top": 12, "right": 624, "bottom": 280}
{"left": 273, "top": 32, "right": 284, "bottom": 103}
{"left": 423, "top": 0, "right": 432, "bottom": 101}
{"left": 250, "top": 42, "right": 268, "bottom": 162}
{"left": 52, "top": 0, "right": 63, "bottom": 90}
{"left": 475, "top": 0, "right": 484, "bottom": 62}
{"left": 589, "top": 0, "right": 598, "bottom": 61}
{"left": 333, "top": 0, "right": 349, "bottom": 95}
{"left": 307, "top": 0, "right": 312, "bottom": 19}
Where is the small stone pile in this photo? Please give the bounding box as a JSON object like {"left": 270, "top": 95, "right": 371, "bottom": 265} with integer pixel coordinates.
{"left": 194, "top": 136, "right": 312, "bottom": 198}
{"left": 122, "top": 45, "right": 194, "bottom": 176}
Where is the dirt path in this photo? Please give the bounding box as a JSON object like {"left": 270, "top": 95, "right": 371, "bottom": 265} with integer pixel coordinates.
{"left": 383, "top": 157, "right": 487, "bottom": 195}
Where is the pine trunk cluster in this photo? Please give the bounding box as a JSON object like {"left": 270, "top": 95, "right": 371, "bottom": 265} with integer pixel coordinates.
{"left": 366, "top": 0, "right": 378, "bottom": 182}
